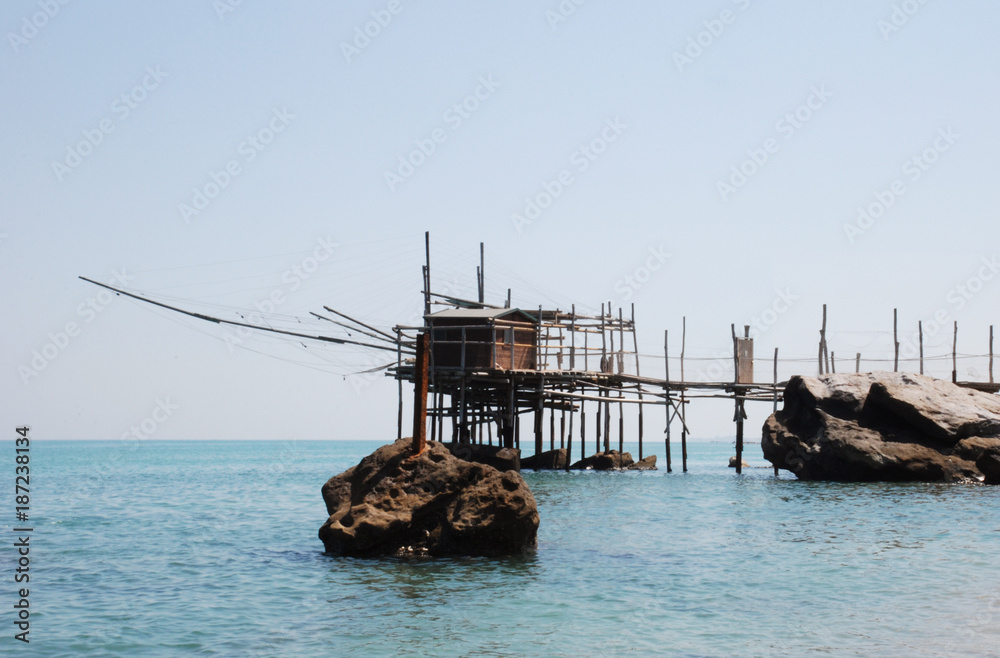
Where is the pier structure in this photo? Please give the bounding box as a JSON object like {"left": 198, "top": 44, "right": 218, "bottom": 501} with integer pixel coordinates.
{"left": 387, "top": 233, "right": 782, "bottom": 473}
{"left": 79, "top": 232, "right": 1000, "bottom": 474}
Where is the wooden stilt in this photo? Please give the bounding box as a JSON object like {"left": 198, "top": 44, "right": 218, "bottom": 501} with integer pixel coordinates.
{"left": 893, "top": 308, "right": 900, "bottom": 373}
{"left": 773, "top": 346, "right": 780, "bottom": 477}
{"left": 664, "top": 329, "right": 672, "bottom": 473}
{"left": 396, "top": 327, "right": 403, "bottom": 440}
{"left": 632, "top": 303, "right": 644, "bottom": 460}
{"left": 953, "top": 321, "right": 958, "bottom": 383}
{"left": 919, "top": 321, "right": 924, "bottom": 375}
{"left": 681, "top": 316, "right": 688, "bottom": 473}
{"left": 411, "top": 333, "right": 430, "bottom": 454}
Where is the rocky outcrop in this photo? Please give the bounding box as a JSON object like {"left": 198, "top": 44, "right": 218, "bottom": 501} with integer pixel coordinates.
{"left": 521, "top": 448, "right": 569, "bottom": 470}
{"left": 763, "top": 372, "right": 1000, "bottom": 483}
{"left": 319, "top": 439, "right": 539, "bottom": 557}
{"left": 445, "top": 442, "right": 521, "bottom": 472}
{"left": 570, "top": 450, "right": 635, "bottom": 470}
{"left": 626, "top": 455, "right": 658, "bottom": 471}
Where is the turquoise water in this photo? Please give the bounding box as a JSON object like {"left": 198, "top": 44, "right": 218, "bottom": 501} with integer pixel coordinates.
{"left": 5, "top": 439, "right": 1000, "bottom": 656}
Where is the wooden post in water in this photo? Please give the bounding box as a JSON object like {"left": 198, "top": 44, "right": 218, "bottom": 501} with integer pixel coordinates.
{"left": 733, "top": 325, "right": 749, "bottom": 475}
{"left": 893, "top": 308, "right": 900, "bottom": 372}
{"left": 411, "top": 333, "right": 429, "bottom": 454}
{"left": 773, "top": 347, "right": 780, "bottom": 477}
{"left": 534, "top": 380, "right": 544, "bottom": 461}
{"left": 566, "top": 392, "right": 573, "bottom": 472}
{"left": 580, "top": 397, "right": 587, "bottom": 463}
{"left": 919, "top": 321, "right": 924, "bottom": 375}
{"left": 681, "top": 316, "right": 688, "bottom": 473}
{"left": 735, "top": 397, "right": 744, "bottom": 475}
{"left": 549, "top": 403, "right": 555, "bottom": 451}
{"left": 664, "top": 329, "right": 672, "bottom": 473}
{"left": 632, "top": 303, "right": 644, "bottom": 460}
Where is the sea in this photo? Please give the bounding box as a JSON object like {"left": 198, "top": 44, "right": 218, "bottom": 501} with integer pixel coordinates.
{"left": 5, "top": 439, "right": 1000, "bottom": 657}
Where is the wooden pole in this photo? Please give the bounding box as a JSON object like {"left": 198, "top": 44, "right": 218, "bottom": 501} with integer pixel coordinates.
{"left": 632, "top": 303, "right": 644, "bottom": 461}
{"left": 831, "top": 351, "right": 836, "bottom": 374}
{"left": 423, "top": 232, "right": 431, "bottom": 316}
{"left": 856, "top": 352, "right": 861, "bottom": 373}
{"left": 580, "top": 397, "right": 587, "bottom": 463}
{"left": 396, "top": 328, "right": 403, "bottom": 440}
{"left": 818, "top": 304, "right": 827, "bottom": 375}
{"left": 411, "top": 333, "right": 429, "bottom": 454}
{"left": 549, "top": 402, "right": 555, "bottom": 451}
{"left": 534, "top": 381, "right": 544, "bottom": 462}
{"left": 953, "top": 321, "right": 958, "bottom": 383}
{"left": 990, "top": 325, "right": 994, "bottom": 385}
{"left": 681, "top": 316, "right": 687, "bottom": 473}
{"left": 735, "top": 397, "right": 744, "bottom": 475}
{"left": 893, "top": 308, "right": 899, "bottom": 372}
{"left": 478, "top": 242, "right": 485, "bottom": 305}
{"left": 570, "top": 304, "right": 576, "bottom": 371}
{"left": 773, "top": 347, "right": 779, "bottom": 476}
{"left": 919, "top": 321, "right": 924, "bottom": 375}
{"left": 731, "top": 323, "right": 738, "bottom": 383}
{"left": 664, "top": 329, "right": 672, "bottom": 473}
{"left": 732, "top": 323, "right": 743, "bottom": 475}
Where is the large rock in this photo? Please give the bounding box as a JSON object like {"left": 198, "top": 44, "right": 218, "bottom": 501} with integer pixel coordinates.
{"left": 319, "top": 439, "right": 539, "bottom": 556}
{"left": 570, "top": 450, "right": 635, "bottom": 470}
{"left": 521, "top": 448, "right": 569, "bottom": 470}
{"left": 763, "top": 372, "right": 1000, "bottom": 483}
{"left": 626, "top": 455, "right": 657, "bottom": 471}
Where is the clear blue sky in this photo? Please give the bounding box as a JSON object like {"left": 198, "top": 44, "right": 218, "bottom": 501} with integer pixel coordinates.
{"left": 2, "top": 1, "right": 998, "bottom": 442}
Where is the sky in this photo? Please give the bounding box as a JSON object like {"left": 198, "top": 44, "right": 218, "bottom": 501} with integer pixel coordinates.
{"left": 2, "top": 0, "right": 998, "bottom": 443}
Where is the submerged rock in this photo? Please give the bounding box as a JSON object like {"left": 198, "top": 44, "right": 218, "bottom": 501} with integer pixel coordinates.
{"left": 570, "top": 450, "right": 635, "bottom": 470}
{"left": 728, "top": 456, "right": 750, "bottom": 468}
{"left": 762, "top": 372, "right": 1000, "bottom": 483}
{"left": 626, "top": 455, "right": 658, "bottom": 471}
{"left": 319, "top": 439, "right": 539, "bottom": 557}
{"left": 521, "top": 448, "right": 569, "bottom": 470}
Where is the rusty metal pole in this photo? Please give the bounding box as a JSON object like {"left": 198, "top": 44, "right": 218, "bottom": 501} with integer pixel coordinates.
{"left": 411, "top": 332, "right": 430, "bottom": 455}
